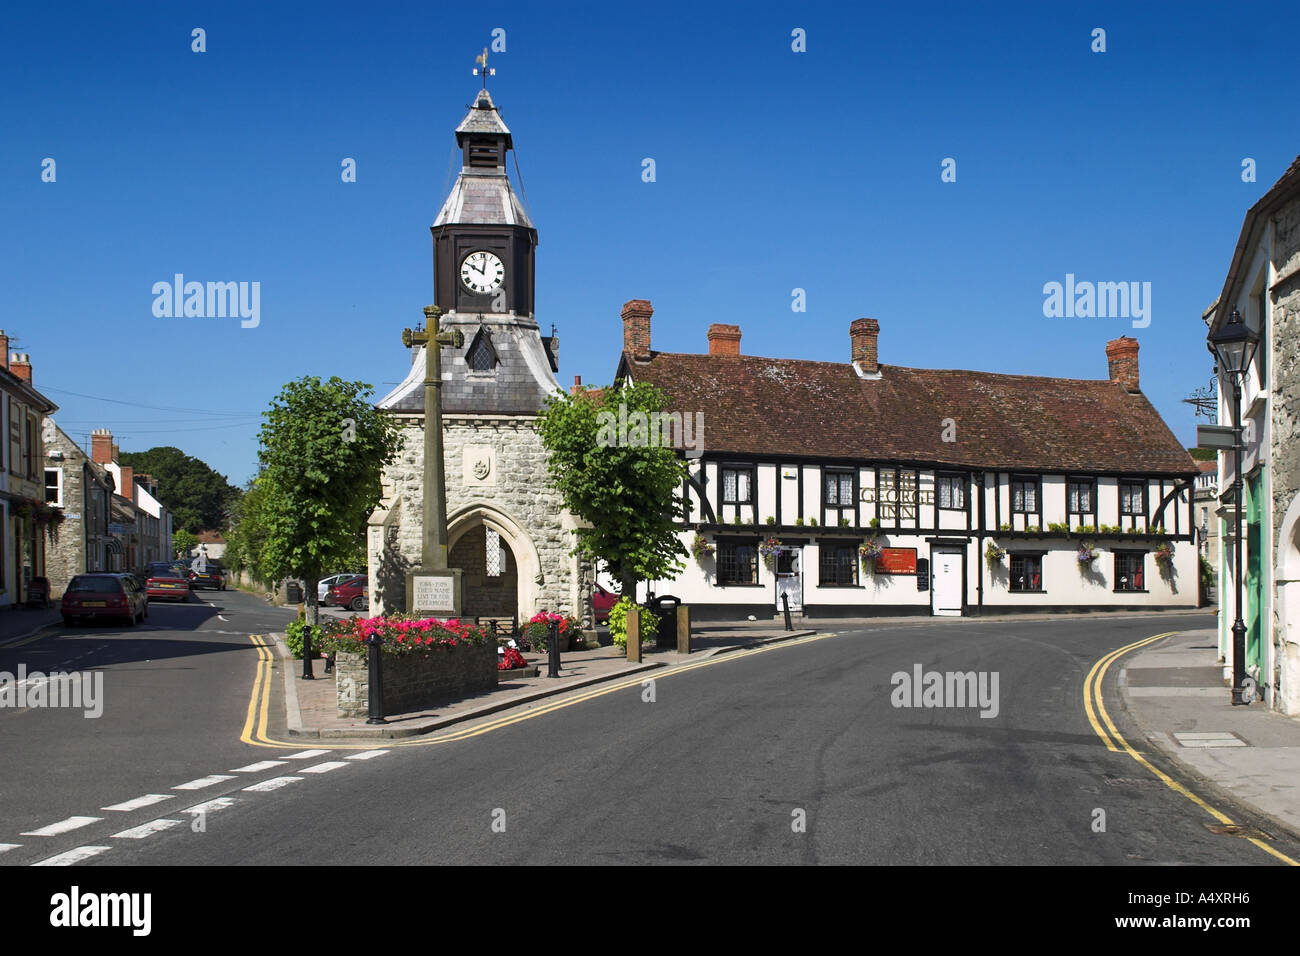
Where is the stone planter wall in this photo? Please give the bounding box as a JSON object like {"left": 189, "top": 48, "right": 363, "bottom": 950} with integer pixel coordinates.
{"left": 335, "top": 640, "right": 497, "bottom": 718}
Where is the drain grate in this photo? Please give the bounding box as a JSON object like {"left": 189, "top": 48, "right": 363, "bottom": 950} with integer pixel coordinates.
{"left": 1205, "top": 822, "right": 1273, "bottom": 840}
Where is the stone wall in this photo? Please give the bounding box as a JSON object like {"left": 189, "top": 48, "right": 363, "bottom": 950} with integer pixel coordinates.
{"left": 371, "top": 414, "right": 591, "bottom": 622}
{"left": 334, "top": 640, "right": 497, "bottom": 718}
{"left": 1270, "top": 194, "right": 1300, "bottom": 713}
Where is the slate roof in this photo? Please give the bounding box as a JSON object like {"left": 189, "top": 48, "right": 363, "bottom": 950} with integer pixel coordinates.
{"left": 433, "top": 168, "right": 533, "bottom": 228}
{"left": 455, "top": 88, "right": 512, "bottom": 139}
{"left": 625, "top": 352, "right": 1196, "bottom": 476}
{"left": 378, "top": 319, "right": 560, "bottom": 416}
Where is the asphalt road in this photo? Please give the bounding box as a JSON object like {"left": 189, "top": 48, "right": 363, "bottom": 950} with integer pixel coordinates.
{"left": 4, "top": 609, "right": 1294, "bottom": 866}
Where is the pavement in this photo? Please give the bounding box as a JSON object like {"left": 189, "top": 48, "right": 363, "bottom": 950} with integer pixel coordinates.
{"left": 1119, "top": 625, "right": 1300, "bottom": 840}
{"left": 275, "top": 618, "right": 816, "bottom": 739}
{"left": 0, "top": 602, "right": 61, "bottom": 646}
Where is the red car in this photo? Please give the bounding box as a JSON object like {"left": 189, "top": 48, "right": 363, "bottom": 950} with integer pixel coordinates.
{"left": 145, "top": 561, "right": 191, "bottom": 602}
{"left": 63, "top": 573, "right": 149, "bottom": 626}
{"left": 326, "top": 575, "right": 369, "bottom": 612}
{"left": 592, "top": 584, "right": 620, "bottom": 625}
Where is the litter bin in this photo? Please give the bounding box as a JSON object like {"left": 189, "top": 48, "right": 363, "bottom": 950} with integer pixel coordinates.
{"left": 651, "top": 594, "right": 681, "bottom": 649}
{"left": 285, "top": 580, "right": 303, "bottom": 604}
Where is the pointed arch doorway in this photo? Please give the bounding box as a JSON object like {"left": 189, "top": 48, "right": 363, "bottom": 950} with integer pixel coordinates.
{"left": 448, "top": 504, "right": 540, "bottom": 625}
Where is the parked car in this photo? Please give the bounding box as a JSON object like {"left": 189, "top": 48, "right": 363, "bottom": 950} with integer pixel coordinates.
{"left": 326, "top": 575, "right": 369, "bottom": 612}
{"left": 318, "top": 572, "right": 362, "bottom": 603}
{"left": 592, "top": 583, "right": 620, "bottom": 625}
{"left": 145, "top": 561, "right": 192, "bottom": 602}
{"left": 63, "top": 573, "right": 148, "bottom": 626}
{"left": 188, "top": 558, "right": 226, "bottom": 591}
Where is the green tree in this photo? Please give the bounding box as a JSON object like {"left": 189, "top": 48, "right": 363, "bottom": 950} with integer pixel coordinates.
{"left": 534, "top": 381, "right": 689, "bottom": 600}
{"left": 255, "top": 377, "right": 401, "bottom": 631}
{"left": 223, "top": 475, "right": 271, "bottom": 581}
{"left": 118, "top": 446, "right": 241, "bottom": 533}
{"left": 171, "top": 528, "right": 198, "bottom": 559}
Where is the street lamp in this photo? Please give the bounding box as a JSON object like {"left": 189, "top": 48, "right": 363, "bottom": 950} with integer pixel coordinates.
{"left": 1207, "top": 307, "right": 1260, "bottom": 705}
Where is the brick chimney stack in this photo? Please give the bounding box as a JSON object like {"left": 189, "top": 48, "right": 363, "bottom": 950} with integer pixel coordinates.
{"left": 570, "top": 375, "right": 582, "bottom": 395}
{"left": 10, "top": 353, "right": 32, "bottom": 383}
{"left": 0, "top": 332, "right": 9, "bottom": 370}
{"left": 621, "top": 299, "right": 653, "bottom": 362}
{"left": 1105, "top": 336, "right": 1140, "bottom": 393}
{"left": 707, "top": 324, "right": 741, "bottom": 356}
{"left": 91, "top": 428, "right": 114, "bottom": 465}
{"left": 850, "top": 318, "right": 881, "bottom": 376}
{"left": 119, "top": 466, "right": 135, "bottom": 502}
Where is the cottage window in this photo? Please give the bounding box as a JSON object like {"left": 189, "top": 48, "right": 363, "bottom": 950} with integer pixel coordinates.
{"left": 45, "top": 468, "right": 63, "bottom": 507}
{"left": 1067, "top": 479, "right": 1094, "bottom": 515}
{"left": 1009, "top": 553, "right": 1044, "bottom": 592}
{"left": 717, "top": 541, "right": 758, "bottom": 585}
{"left": 1011, "top": 478, "right": 1039, "bottom": 514}
{"left": 1119, "top": 482, "right": 1145, "bottom": 516}
{"left": 1114, "top": 551, "right": 1145, "bottom": 591}
{"left": 937, "top": 475, "right": 964, "bottom": 510}
{"left": 818, "top": 543, "right": 857, "bottom": 586}
{"left": 721, "top": 467, "right": 753, "bottom": 504}
{"left": 824, "top": 471, "right": 854, "bottom": 506}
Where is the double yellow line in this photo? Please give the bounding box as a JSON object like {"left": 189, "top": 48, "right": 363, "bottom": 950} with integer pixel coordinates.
{"left": 1084, "top": 632, "right": 1297, "bottom": 866}
{"left": 241, "top": 631, "right": 835, "bottom": 751}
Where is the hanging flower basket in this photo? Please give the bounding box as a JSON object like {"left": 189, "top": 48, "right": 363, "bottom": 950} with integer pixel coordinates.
{"left": 985, "top": 542, "right": 1007, "bottom": 565}
{"left": 859, "top": 539, "right": 883, "bottom": 570}
{"left": 691, "top": 532, "right": 715, "bottom": 561}
{"left": 759, "top": 536, "right": 782, "bottom": 569}
{"left": 1154, "top": 543, "right": 1174, "bottom": 567}
{"left": 1076, "top": 540, "right": 1099, "bottom": 565}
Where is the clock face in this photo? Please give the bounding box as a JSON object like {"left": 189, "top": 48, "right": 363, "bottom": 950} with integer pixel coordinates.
{"left": 460, "top": 250, "right": 505, "bottom": 294}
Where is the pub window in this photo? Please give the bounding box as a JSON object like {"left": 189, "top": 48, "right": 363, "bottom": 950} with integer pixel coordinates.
{"left": 1009, "top": 553, "right": 1044, "bottom": 592}
{"left": 937, "top": 475, "right": 965, "bottom": 510}
{"left": 877, "top": 468, "right": 919, "bottom": 521}
{"left": 1067, "top": 479, "right": 1094, "bottom": 515}
{"left": 717, "top": 541, "right": 758, "bottom": 585}
{"left": 818, "top": 543, "right": 857, "bottom": 586}
{"left": 824, "top": 470, "right": 854, "bottom": 507}
{"left": 721, "top": 467, "right": 753, "bottom": 504}
{"left": 1114, "top": 551, "right": 1145, "bottom": 591}
{"left": 1011, "top": 477, "right": 1039, "bottom": 514}
{"left": 1119, "top": 481, "right": 1145, "bottom": 516}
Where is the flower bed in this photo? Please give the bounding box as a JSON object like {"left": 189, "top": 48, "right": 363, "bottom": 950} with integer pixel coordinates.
{"left": 326, "top": 614, "right": 497, "bottom": 718}
{"left": 521, "top": 611, "right": 581, "bottom": 652}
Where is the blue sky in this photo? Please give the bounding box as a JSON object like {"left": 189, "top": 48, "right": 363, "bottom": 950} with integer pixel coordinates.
{"left": 1, "top": 1, "right": 1290, "bottom": 487}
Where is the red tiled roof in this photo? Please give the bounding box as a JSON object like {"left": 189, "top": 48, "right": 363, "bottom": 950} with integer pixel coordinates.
{"left": 626, "top": 351, "right": 1195, "bottom": 476}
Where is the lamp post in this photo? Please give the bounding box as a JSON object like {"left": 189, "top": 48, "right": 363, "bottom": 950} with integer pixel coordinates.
{"left": 1208, "top": 308, "right": 1260, "bottom": 706}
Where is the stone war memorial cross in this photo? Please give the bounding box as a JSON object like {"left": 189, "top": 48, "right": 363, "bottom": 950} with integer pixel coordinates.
{"left": 402, "top": 304, "right": 465, "bottom": 616}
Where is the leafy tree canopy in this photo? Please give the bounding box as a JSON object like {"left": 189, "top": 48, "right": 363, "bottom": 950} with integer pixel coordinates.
{"left": 535, "top": 381, "right": 688, "bottom": 598}
{"left": 255, "top": 376, "right": 401, "bottom": 619}
{"left": 118, "top": 446, "right": 241, "bottom": 533}
{"left": 172, "top": 528, "right": 198, "bottom": 559}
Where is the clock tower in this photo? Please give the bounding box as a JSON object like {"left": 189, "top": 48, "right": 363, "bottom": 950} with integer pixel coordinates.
{"left": 431, "top": 85, "right": 537, "bottom": 320}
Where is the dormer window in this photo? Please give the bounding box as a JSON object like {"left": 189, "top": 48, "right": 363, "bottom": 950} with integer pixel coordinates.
{"left": 465, "top": 328, "right": 498, "bottom": 372}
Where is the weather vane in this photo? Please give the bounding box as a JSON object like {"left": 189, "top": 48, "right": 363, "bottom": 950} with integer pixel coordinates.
{"left": 473, "top": 48, "right": 495, "bottom": 89}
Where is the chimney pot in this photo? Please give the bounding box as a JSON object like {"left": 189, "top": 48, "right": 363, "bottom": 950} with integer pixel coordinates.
{"left": 91, "top": 429, "right": 115, "bottom": 465}
{"left": 1105, "top": 336, "right": 1141, "bottom": 393}
{"left": 706, "top": 323, "right": 742, "bottom": 356}
{"left": 10, "top": 353, "right": 31, "bottom": 383}
{"left": 850, "top": 318, "right": 881, "bottom": 376}
{"left": 621, "top": 299, "right": 653, "bottom": 362}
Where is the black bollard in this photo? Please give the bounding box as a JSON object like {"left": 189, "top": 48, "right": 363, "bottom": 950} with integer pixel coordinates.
{"left": 301, "top": 622, "right": 315, "bottom": 680}
{"left": 781, "top": 593, "right": 792, "bottom": 631}
{"left": 366, "top": 632, "right": 387, "bottom": 724}
{"left": 547, "top": 619, "right": 561, "bottom": 678}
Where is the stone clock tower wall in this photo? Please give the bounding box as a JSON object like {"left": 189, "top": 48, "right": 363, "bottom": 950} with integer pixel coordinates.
{"left": 368, "top": 82, "right": 595, "bottom": 627}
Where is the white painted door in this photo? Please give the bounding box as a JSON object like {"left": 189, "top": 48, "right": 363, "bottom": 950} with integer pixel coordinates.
{"left": 931, "top": 548, "right": 963, "bottom": 616}
{"left": 774, "top": 548, "right": 802, "bottom": 613}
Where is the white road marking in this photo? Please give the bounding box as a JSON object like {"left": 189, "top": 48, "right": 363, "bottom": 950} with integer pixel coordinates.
{"left": 183, "top": 797, "right": 237, "bottom": 814}
{"left": 173, "top": 774, "right": 236, "bottom": 790}
{"left": 347, "top": 750, "right": 390, "bottom": 761}
{"left": 299, "top": 761, "right": 349, "bottom": 774}
{"left": 32, "top": 845, "right": 113, "bottom": 866}
{"left": 286, "top": 749, "right": 332, "bottom": 760}
{"left": 0, "top": 843, "right": 21, "bottom": 853}
{"left": 242, "top": 776, "right": 303, "bottom": 792}
{"left": 231, "top": 760, "right": 287, "bottom": 773}
{"left": 112, "top": 819, "right": 184, "bottom": 839}
{"left": 102, "top": 794, "right": 173, "bottom": 812}
{"left": 21, "top": 816, "right": 102, "bottom": 837}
